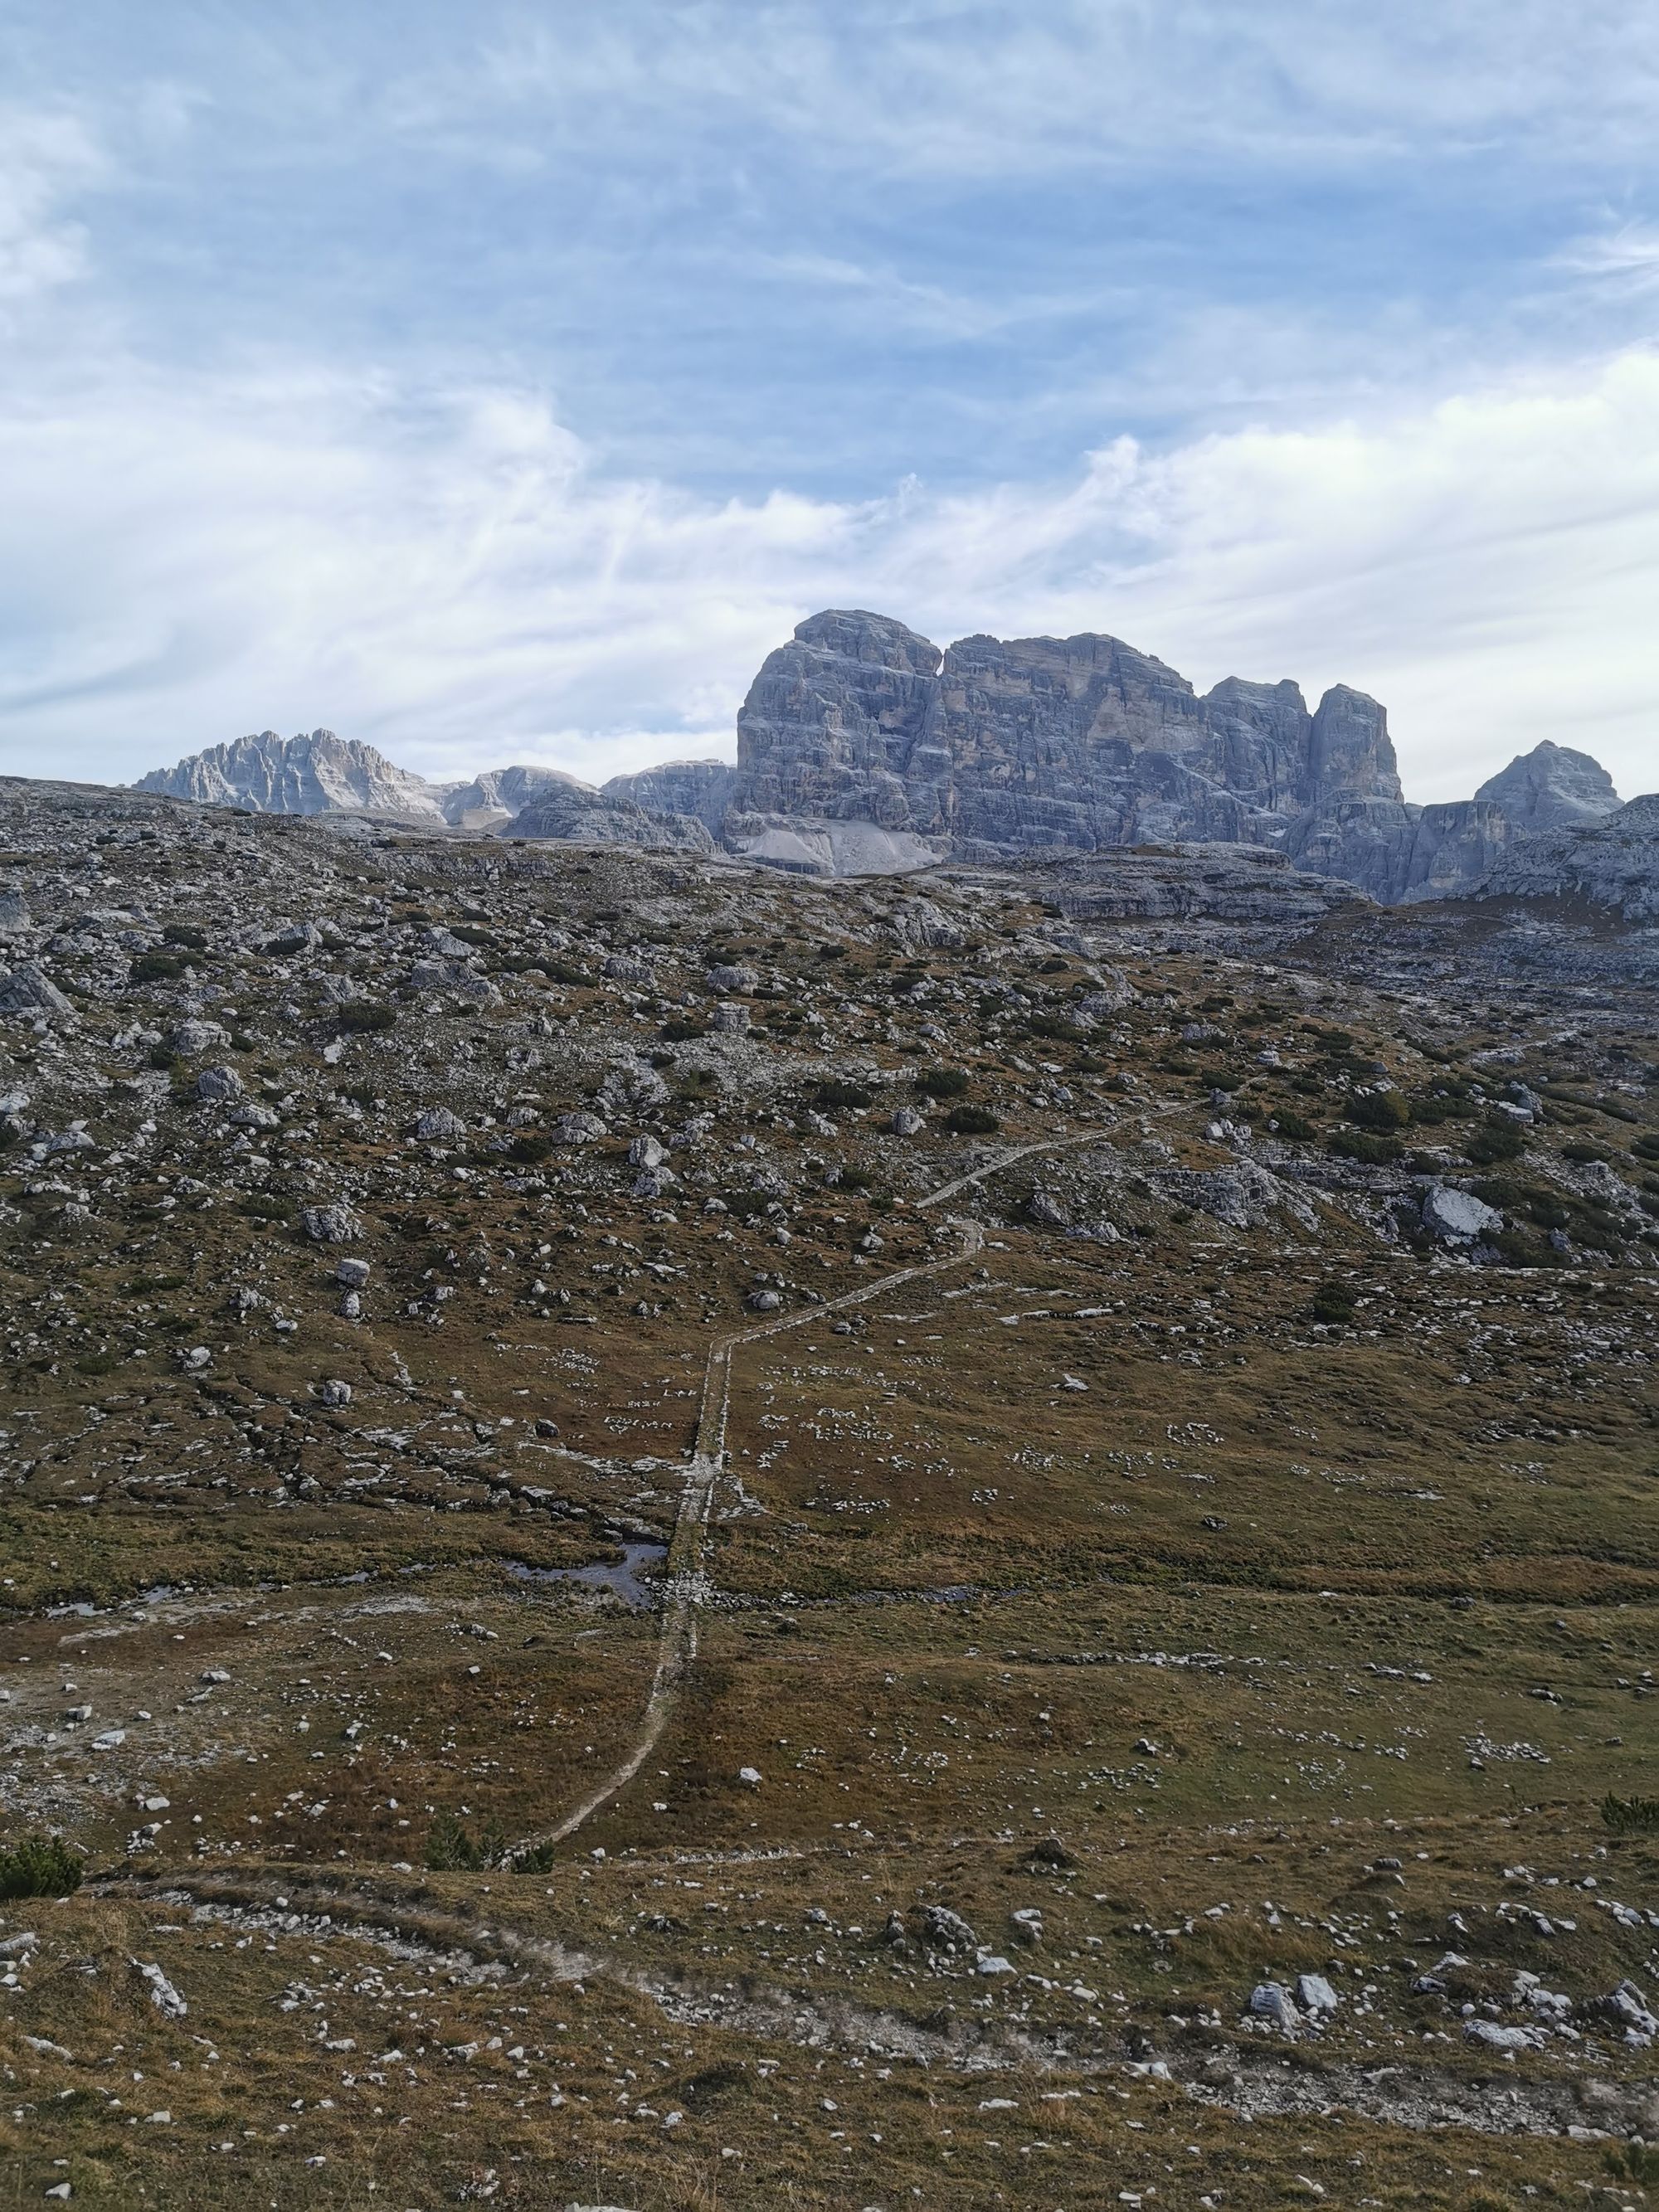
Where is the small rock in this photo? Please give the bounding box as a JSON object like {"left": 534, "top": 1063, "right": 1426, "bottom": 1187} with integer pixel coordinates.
{"left": 1296, "top": 1973, "right": 1340, "bottom": 2014}
{"left": 301, "top": 1202, "right": 359, "bottom": 1244}
{"left": 135, "top": 1960, "right": 187, "bottom": 2018}
{"left": 1248, "top": 1982, "right": 1301, "bottom": 2030}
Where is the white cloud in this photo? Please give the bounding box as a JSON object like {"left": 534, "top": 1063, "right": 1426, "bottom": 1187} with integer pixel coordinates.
{"left": 1, "top": 346, "right": 1657, "bottom": 805}
{"left": 399, "top": 2, "right": 1659, "bottom": 181}
{"left": 0, "top": 109, "right": 104, "bottom": 306}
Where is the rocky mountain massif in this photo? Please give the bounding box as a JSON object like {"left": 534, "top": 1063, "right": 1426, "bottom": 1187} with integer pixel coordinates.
{"left": 134, "top": 611, "right": 1639, "bottom": 909}
{"left": 0, "top": 769, "right": 1656, "bottom": 2208}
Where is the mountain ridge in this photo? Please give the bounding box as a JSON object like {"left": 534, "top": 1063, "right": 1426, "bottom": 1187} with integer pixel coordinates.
{"left": 131, "top": 609, "right": 1634, "bottom": 906}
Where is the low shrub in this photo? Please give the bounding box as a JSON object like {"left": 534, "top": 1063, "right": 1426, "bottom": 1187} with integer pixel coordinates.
{"left": 1348, "top": 1088, "right": 1411, "bottom": 1131}
{"left": 1328, "top": 1129, "right": 1404, "bottom": 1164}
{"left": 1466, "top": 1116, "right": 1525, "bottom": 1165}
{"left": 0, "top": 1832, "right": 82, "bottom": 1899}
{"left": 333, "top": 1002, "right": 396, "bottom": 1034}
{"left": 1601, "top": 1790, "right": 1659, "bottom": 1836}
{"left": 945, "top": 1104, "right": 1000, "bottom": 1135}
{"left": 130, "top": 951, "right": 184, "bottom": 984}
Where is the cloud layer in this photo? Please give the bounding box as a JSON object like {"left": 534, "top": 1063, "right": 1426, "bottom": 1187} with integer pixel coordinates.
{"left": 0, "top": 3, "right": 1656, "bottom": 804}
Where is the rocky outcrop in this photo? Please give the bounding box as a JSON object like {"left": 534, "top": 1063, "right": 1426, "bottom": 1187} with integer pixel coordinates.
{"left": 506, "top": 776, "right": 714, "bottom": 854}
{"left": 1472, "top": 793, "right": 1659, "bottom": 921}
{"left": 1033, "top": 840, "right": 1372, "bottom": 926}
{"left": 440, "top": 764, "right": 569, "bottom": 829}
{"left": 136, "top": 730, "right": 445, "bottom": 820}
{"left": 128, "top": 613, "right": 1638, "bottom": 909}
{"left": 601, "top": 759, "right": 736, "bottom": 829}
{"left": 724, "top": 610, "right": 1402, "bottom": 866}
{"left": 1283, "top": 796, "right": 1518, "bottom": 905}
{"left": 1474, "top": 741, "right": 1620, "bottom": 833}
{"left": 1283, "top": 744, "right": 1624, "bottom": 906}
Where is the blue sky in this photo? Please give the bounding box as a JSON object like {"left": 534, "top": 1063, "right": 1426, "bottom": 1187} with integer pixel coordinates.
{"left": 2, "top": 2, "right": 1657, "bottom": 800}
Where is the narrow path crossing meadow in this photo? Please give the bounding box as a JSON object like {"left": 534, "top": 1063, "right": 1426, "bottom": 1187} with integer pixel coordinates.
{"left": 508, "top": 1122, "right": 1136, "bottom": 1860}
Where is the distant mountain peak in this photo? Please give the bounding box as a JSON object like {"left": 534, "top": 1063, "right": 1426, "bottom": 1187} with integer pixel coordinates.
{"left": 134, "top": 729, "right": 445, "bottom": 820}
{"left": 1473, "top": 739, "right": 1621, "bottom": 832}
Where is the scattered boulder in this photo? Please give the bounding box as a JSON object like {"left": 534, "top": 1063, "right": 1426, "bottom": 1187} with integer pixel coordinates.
{"left": 1248, "top": 1982, "right": 1301, "bottom": 2030}
{"left": 413, "top": 1106, "right": 468, "bottom": 1141}
{"left": 301, "top": 1202, "right": 360, "bottom": 1244}
{"left": 1422, "top": 1184, "right": 1503, "bottom": 1242}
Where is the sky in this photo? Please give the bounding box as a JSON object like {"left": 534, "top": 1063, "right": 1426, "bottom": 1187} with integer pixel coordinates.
{"left": 2, "top": 2, "right": 1657, "bottom": 803}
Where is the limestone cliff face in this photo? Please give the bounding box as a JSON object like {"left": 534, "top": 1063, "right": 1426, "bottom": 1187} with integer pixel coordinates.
{"left": 1284, "top": 796, "right": 1516, "bottom": 904}
{"left": 601, "top": 760, "right": 736, "bottom": 830}
{"left": 732, "top": 610, "right": 941, "bottom": 829}
{"left": 1286, "top": 741, "right": 1625, "bottom": 902}
{"left": 129, "top": 614, "right": 1636, "bottom": 909}
{"left": 1474, "top": 792, "right": 1659, "bottom": 920}
{"left": 135, "top": 730, "right": 445, "bottom": 819}
{"left": 726, "top": 610, "right": 1399, "bottom": 861}
{"left": 440, "top": 765, "right": 570, "bottom": 829}
{"left": 506, "top": 775, "right": 714, "bottom": 854}
{"left": 1473, "top": 741, "right": 1620, "bottom": 832}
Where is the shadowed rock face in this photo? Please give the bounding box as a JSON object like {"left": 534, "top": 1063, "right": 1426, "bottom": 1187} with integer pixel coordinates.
{"left": 135, "top": 730, "right": 445, "bottom": 820}
{"left": 1474, "top": 741, "right": 1621, "bottom": 832}
{"left": 1284, "top": 796, "right": 1519, "bottom": 905}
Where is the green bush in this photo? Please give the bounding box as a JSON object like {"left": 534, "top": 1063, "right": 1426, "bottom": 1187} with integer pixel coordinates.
{"left": 945, "top": 1105, "right": 1001, "bottom": 1135}
{"left": 1601, "top": 1790, "right": 1659, "bottom": 1836}
{"left": 1328, "top": 1129, "right": 1404, "bottom": 1164}
{"left": 1467, "top": 1116, "right": 1525, "bottom": 1165}
{"left": 163, "top": 924, "right": 208, "bottom": 951}
{"left": 130, "top": 951, "right": 184, "bottom": 983}
{"left": 0, "top": 1832, "right": 83, "bottom": 1898}
{"left": 333, "top": 1002, "right": 396, "bottom": 1034}
{"left": 816, "top": 1081, "right": 872, "bottom": 1111}
{"left": 1604, "top": 2144, "right": 1659, "bottom": 2187}
{"left": 1270, "top": 1111, "right": 1316, "bottom": 1140}
{"left": 1308, "top": 1282, "right": 1358, "bottom": 1325}
{"left": 659, "top": 1019, "right": 708, "bottom": 1043}
{"left": 508, "top": 1132, "right": 553, "bottom": 1164}
{"left": 1348, "top": 1088, "right": 1410, "bottom": 1130}
{"left": 915, "top": 1067, "right": 969, "bottom": 1098}
{"left": 425, "top": 1810, "right": 508, "bottom": 1871}
{"left": 236, "top": 1194, "right": 293, "bottom": 1222}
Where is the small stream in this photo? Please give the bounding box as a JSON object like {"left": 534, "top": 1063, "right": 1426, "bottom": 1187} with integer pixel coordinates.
{"left": 505, "top": 1542, "right": 666, "bottom": 1611}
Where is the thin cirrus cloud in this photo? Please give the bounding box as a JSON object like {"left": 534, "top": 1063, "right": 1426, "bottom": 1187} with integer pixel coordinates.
{"left": 0, "top": 2, "right": 1657, "bottom": 803}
